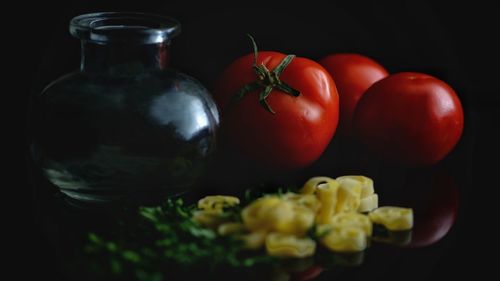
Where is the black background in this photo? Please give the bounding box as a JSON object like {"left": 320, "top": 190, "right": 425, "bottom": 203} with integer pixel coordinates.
{"left": 17, "top": 0, "right": 499, "bottom": 280}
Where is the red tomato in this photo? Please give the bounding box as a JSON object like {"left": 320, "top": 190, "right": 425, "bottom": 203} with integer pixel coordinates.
{"left": 319, "top": 54, "right": 388, "bottom": 136}
{"left": 215, "top": 45, "right": 339, "bottom": 171}
{"left": 353, "top": 72, "right": 463, "bottom": 166}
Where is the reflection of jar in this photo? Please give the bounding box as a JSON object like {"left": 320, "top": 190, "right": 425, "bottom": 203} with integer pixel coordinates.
{"left": 30, "top": 12, "right": 219, "bottom": 203}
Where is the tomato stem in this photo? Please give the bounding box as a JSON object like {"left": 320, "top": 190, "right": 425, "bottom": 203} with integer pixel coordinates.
{"left": 231, "top": 34, "right": 301, "bottom": 114}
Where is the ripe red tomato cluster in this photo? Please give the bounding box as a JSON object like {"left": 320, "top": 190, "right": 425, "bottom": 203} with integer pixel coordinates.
{"left": 320, "top": 54, "right": 463, "bottom": 166}
{"left": 215, "top": 39, "right": 463, "bottom": 170}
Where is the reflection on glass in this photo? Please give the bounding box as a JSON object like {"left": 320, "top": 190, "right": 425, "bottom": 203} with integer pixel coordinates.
{"left": 150, "top": 89, "right": 210, "bottom": 140}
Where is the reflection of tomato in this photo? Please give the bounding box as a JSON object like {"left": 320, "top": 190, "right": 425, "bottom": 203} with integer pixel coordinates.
{"left": 319, "top": 54, "right": 388, "bottom": 136}
{"left": 294, "top": 265, "right": 324, "bottom": 281}
{"left": 215, "top": 44, "right": 339, "bottom": 171}
{"left": 408, "top": 172, "right": 459, "bottom": 248}
{"left": 354, "top": 72, "right": 464, "bottom": 166}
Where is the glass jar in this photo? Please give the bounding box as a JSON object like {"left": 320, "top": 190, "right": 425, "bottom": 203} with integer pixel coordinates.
{"left": 30, "top": 12, "right": 219, "bottom": 203}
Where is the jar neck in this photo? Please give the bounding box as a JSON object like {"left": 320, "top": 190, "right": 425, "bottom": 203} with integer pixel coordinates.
{"left": 80, "top": 41, "right": 170, "bottom": 74}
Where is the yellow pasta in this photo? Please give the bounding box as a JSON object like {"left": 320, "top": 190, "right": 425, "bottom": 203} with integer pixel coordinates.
{"left": 336, "top": 175, "right": 374, "bottom": 198}
{"left": 291, "top": 205, "right": 316, "bottom": 235}
{"left": 265, "top": 232, "right": 316, "bottom": 258}
{"left": 315, "top": 223, "right": 333, "bottom": 237}
{"left": 193, "top": 196, "right": 240, "bottom": 228}
{"left": 336, "top": 178, "right": 362, "bottom": 213}
{"left": 217, "top": 222, "right": 246, "bottom": 236}
{"left": 239, "top": 230, "right": 268, "bottom": 250}
{"left": 241, "top": 196, "right": 294, "bottom": 232}
{"left": 271, "top": 201, "right": 297, "bottom": 233}
{"left": 241, "top": 196, "right": 280, "bottom": 231}
{"left": 282, "top": 192, "right": 321, "bottom": 213}
{"left": 358, "top": 193, "right": 379, "bottom": 212}
{"left": 320, "top": 226, "right": 367, "bottom": 252}
{"left": 197, "top": 195, "right": 240, "bottom": 211}
{"left": 190, "top": 175, "right": 414, "bottom": 258}
{"left": 192, "top": 209, "right": 225, "bottom": 228}
{"left": 315, "top": 180, "right": 340, "bottom": 224}
{"left": 300, "top": 176, "right": 337, "bottom": 195}
{"left": 369, "top": 207, "right": 413, "bottom": 231}
{"left": 331, "top": 212, "right": 372, "bottom": 236}
{"left": 277, "top": 205, "right": 315, "bottom": 236}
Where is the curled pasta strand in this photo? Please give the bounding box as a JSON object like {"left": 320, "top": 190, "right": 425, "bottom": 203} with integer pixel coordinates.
{"left": 300, "top": 176, "right": 337, "bottom": 195}
{"left": 197, "top": 195, "right": 240, "bottom": 211}
{"left": 315, "top": 180, "right": 340, "bottom": 224}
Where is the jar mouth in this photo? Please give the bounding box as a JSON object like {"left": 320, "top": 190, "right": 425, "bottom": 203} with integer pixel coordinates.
{"left": 70, "top": 12, "right": 181, "bottom": 44}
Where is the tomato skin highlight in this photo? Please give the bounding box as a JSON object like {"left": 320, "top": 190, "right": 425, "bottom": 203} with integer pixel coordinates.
{"left": 319, "top": 54, "right": 388, "bottom": 136}
{"left": 215, "top": 51, "right": 339, "bottom": 171}
{"left": 353, "top": 72, "right": 464, "bottom": 166}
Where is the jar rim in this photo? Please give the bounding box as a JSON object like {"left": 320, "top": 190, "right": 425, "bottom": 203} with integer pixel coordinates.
{"left": 70, "top": 12, "right": 181, "bottom": 44}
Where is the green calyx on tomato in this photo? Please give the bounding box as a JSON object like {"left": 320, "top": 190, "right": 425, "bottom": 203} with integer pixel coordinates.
{"left": 214, "top": 36, "right": 339, "bottom": 171}
{"left": 231, "top": 34, "right": 300, "bottom": 114}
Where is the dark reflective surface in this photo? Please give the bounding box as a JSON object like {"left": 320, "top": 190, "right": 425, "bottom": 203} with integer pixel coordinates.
{"left": 26, "top": 2, "right": 493, "bottom": 280}
{"left": 31, "top": 154, "right": 463, "bottom": 281}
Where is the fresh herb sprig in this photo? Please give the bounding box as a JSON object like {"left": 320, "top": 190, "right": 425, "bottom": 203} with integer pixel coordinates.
{"left": 84, "top": 198, "right": 275, "bottom": 281}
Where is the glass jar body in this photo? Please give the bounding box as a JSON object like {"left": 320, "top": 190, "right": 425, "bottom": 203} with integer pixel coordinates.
{"left": 32, "top": 64, "right": 218, "bottom": 203}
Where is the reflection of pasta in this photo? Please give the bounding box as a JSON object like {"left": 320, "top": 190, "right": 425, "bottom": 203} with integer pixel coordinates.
{"left": 265, "top": 232, "right": 316, "bottom": 258}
